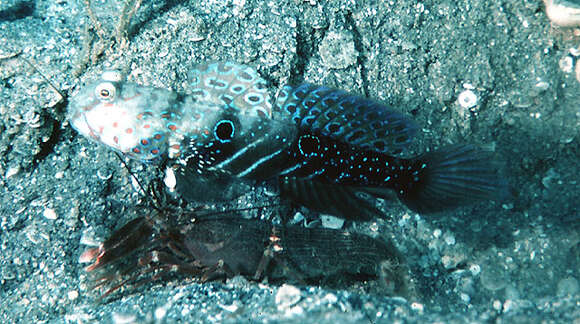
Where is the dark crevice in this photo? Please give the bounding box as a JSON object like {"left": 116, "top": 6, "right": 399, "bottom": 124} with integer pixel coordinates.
{"left": 129, "top": 0, "right": 184, "bottom": 39}
{"left": 32, "top": 118, "right": 62, "bottom": 168}
{"left": 345, "top": 12, "right": 369, "bottom": 98}
{"left": 289, "top": 17, "right": 317, "bottom": 86}
{"left": 0, "top": 1, "right": 34, "bottom": 22}
{"left": 29, "top": 90, "right": 68, "bottom": 169}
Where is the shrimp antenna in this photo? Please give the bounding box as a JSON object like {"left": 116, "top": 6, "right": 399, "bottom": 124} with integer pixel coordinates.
{"left": 16, "top": 53, "right": 67, "bottom": 100}
{"left": 112, "top": 152, "right": 163, "bottom": 211}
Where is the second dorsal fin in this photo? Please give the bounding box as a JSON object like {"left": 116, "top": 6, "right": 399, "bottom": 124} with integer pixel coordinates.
{"left": 274, "top": 84, "right": 417, "bottom": 155}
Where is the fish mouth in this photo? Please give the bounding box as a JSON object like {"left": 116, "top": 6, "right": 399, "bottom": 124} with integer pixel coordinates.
{"left": 69, "top": 112, "right": 96, "bottom": 140}
{"left": 67, "top": 92, "right": 102, "bottom": 138}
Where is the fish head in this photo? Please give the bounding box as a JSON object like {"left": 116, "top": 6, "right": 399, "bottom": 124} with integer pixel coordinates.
{"left": 67, "top": 71, "right": 178, "bottom": 161}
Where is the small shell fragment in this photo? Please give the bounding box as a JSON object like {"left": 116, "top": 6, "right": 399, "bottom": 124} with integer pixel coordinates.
{"left": 457, "top": 90, "right": 478, "bottom": 109}
{"left": 535, "top": 81, "right": 549, "bottom": 91}
{"left": 5, "top": 166, "right": 20, "bottom": 178}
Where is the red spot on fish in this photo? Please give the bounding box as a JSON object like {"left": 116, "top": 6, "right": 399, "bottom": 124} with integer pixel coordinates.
{"left": 123, "top": 94, "right": 141, "bottom": 101}
{"left": 132, "top": 147, "right": 141, "bottom": 154}
{"left": 143, "top": 124, "right": 151, "bottom": 129}
{"left": 113, "top": 136, "right": 119, "bottom": 144}
{"left": 141, "top": 139, "right": 149, "bottom": 146}
{"left": 151, "top": 149, "right": 159, "bottom": 155}
{"left": 168, "top": 124, "right": 177, "bottom": 131}
{"left": 136, "top": 113, "right": 143, "bottom": 120}
{"left": 154, "top": 134, "right": 162, "bottom": 140}
{"left": 170, "top": 144, "right": 180, "bottom": 150}
{"left": 112, "top": 122, "right": 118, "bottom": 128}
{"left": 161, "top": 113, "right": 171, "bottom": 119}
{"left": 203, "top": 129, "right": 210, "bottom": 135}
{"left": 126, "top": 128, "right": 133, "bottom": 134}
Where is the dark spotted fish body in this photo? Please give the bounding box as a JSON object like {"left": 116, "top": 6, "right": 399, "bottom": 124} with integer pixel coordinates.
{"left": 68, "top": 62, "right": 505, "bottom": 219}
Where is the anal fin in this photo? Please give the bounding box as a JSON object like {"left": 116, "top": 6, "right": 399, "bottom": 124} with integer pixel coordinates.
{"left": 279, "top": 177, "right": 381, "bottom": 221}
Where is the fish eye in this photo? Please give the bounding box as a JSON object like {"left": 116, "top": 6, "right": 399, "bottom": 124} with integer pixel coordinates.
{"left": 95, "top": 82, "right": 116, "bottom": 102}
{"left": 214, "top": 119, "right": 235, "bottom": 143}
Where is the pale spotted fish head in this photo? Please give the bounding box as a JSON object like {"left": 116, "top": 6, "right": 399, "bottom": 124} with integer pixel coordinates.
{"left": 68, "top": 71, "right": 187, "bottom": 161}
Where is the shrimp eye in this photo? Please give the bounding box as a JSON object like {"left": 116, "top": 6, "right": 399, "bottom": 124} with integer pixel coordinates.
{"left": 214, "top": 120, "right": 235, "bottom": 143}
{"left": 95, "top": 82, "right": 116, "bottom": 102}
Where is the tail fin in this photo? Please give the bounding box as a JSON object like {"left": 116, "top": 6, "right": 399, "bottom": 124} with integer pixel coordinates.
{"left": 399, "top": 144, "right": 508, "bottom": 213}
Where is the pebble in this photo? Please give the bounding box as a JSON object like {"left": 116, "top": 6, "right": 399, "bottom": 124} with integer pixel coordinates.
{"left": 5, "top": 166, "right": 20, "bottom": 178}
{"left": 503, "top": 299, "right": 517, "bottom": 312}
{"left": 469, "top": 264, "right": 481, "bottom": 276}
{"left": 320, "top": 214, "right": 344, "bottom": 229}
{"left": 556, "top": 277, "right": 579, "bottom": 296}
{"left": 275, "top": 284, "right": 302, "bottom": 310}
{"left": 319, "top": 30, "right": 358, "bottom": 69}
{"left": 559, "top": 55, "right": 574, "bottom": 73}
{"left": 67, "top": 290, "right": 79, "bottom": 301}
{"left": 492, "top": 299, "right": 502, "bottom": 311}
{"left": 154, "top": 306, "right": 167, "bottom": 321}
{"left": 112, "top": 312, "right": 136, "bottom": 324}
{"left": 481, "top": 266, "right": 508, "bottom": 291}
{"left": 410, "top": 302, "right": 424, "bottom": 313}
{"left": 96, "top": 168, "right": 112, "bottom": 181}
{"left": 504, "top": 285, "right": 520, "bottom": 300}
{"left": 444, "top": 232, "right": 456, "bottom": 245}
{"left": 433, "top": 229, "right": 442, "bottom": 238}
{"left": 43, "top": 208, "right": 57, "bottom": 220}
{"left": 320, "top": 293, "right": 337, "bottom": 304}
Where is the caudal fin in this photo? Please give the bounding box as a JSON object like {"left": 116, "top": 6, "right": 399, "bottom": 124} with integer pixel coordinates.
{"left": 399, "top": 144, "right": 508, "bottom": 213}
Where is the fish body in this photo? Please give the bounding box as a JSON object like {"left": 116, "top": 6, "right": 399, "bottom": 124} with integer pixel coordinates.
{"left": 68, "top": 62, "right": 505, "bottom": 219}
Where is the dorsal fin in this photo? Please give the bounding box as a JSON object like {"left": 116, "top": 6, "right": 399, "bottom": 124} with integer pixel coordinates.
{"left": 188, "top": 62, "right": 272, "bottom": 118}
{"left": 275, "top": 84, "right": 417, "bottom": 155}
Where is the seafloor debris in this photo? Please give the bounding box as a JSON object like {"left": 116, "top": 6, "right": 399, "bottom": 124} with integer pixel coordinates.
{"left": 76, "top": 0, "right": 142, "bottom": 75}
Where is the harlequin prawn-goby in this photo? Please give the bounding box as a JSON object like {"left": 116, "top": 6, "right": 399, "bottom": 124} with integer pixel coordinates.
{"left": 68, "top": 62, "right": 507, "bottom": 220}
